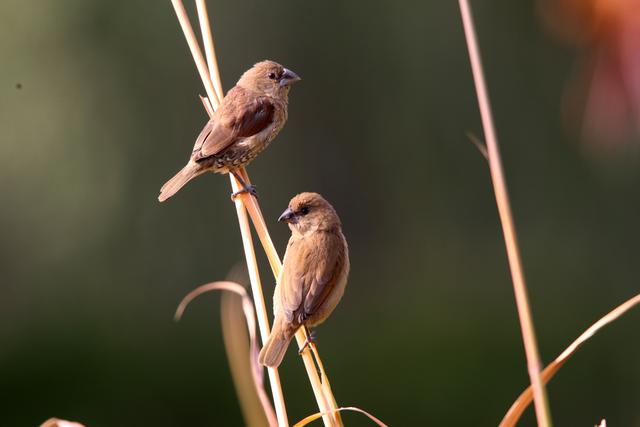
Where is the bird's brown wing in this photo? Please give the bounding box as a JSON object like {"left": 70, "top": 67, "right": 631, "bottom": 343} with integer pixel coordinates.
{"left": 191, "top": 120, "right": 215, "bottom": 154}
{"left": 279, "top": 238, "right": 304, "bottom": 323}
{"left": 280, "top": 232, "right": 343, "bottom": 323}
{"left": 193, "top": 86, "right": 275, "bottom": 161}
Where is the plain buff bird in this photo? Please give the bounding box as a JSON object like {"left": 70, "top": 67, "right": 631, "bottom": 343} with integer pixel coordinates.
{"left": 158, "top": 60, "right": 301, "bottom": 202}
{"left": 259, "top": 192, "right": 350, "bottom": 368}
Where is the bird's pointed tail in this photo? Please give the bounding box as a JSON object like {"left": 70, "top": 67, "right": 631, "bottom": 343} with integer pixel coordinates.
{"left": 158, "top": 162, "right": 203, "bottom": 202}
{"left": 259, "top": 317, "right": 296, "bottom": 368}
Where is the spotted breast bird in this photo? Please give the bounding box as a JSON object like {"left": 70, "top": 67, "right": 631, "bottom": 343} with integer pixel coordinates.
{"left": 158, "top": 60, "right": 301, "bottom": 202}
{"left": 259, "top": 193, "right": 349, "bottom": 368}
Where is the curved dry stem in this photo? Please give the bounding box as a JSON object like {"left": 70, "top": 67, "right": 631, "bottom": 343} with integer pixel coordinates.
{"left": 293, "top": 406, "right": 388, "bottom": 427}
{"left": 175, "top": 281, "right": 246, "bottom": 321}
{"left": 221, "top": 290, "right": 273, "bottom": 427}
{"left": 175, "top": 281, "right": 277, "bottom": 427}
{"left": 500, "top": 293, "right": 640, "bottom": 427}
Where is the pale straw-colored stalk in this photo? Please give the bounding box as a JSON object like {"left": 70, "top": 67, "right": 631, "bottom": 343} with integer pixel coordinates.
{"left": 194, "top": 0, "right": 223, "bottom": 99}
{"left": 169, "top": 1, "right": 341, "bottom": 425}
{"left": 169, "top": 1, "right": 287, "bottom": 425}
{"left": 458, "top": 1, "right": 553, "bottom": 426}
{"left": 170, "top": 0, "right": 219, "bottom": 107}
{"left": 230, "top": 181, "right": 290, "bottom": 427}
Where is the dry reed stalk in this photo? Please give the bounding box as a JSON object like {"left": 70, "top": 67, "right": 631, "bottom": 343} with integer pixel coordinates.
{"left": 169, "top": 1, "right": 287, "bottom": 426}
{"left": 500, "top": 293, "right": 640, "bottom": 427}
{"left": 194, "top": 0, "right": 223, "bottom": 100}
{"left": 170, "top": 0, "right": 219, "bottom": 107}
{"left": 230, "top": 190, "right": 290, "bottom": 426}
{"left": 458, "top": 1, "right": 552, "bottom": 425}
{"left": 169, "top": 1, "right": 341, "bottom": 425}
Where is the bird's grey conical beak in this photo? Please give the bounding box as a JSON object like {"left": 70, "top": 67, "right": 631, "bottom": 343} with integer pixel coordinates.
{"left": 278, "top": 207, "right": 295, "bottom": 223}
{"left": 280, "top": 68, "right": 301, "bottom": 87}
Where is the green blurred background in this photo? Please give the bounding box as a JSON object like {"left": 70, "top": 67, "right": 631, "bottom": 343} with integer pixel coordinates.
{"left": 1, "top": 0, "right": 639, "bottom": 425}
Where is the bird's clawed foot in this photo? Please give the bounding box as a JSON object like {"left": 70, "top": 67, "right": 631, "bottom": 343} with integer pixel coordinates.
{"left": 230, "top": 171, "right": 258, "bottom": 201}
{"left": 298, "top": 328, "right": 316, "bottom": 355}
{"left": 230, "top": 184, "right": 258, "bottom": 201}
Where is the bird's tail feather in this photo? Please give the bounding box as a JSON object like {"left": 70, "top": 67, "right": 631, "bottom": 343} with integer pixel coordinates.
{"left": 259, "top": 318, "right": 295, "bottom": 368}
{"left": 158, "top": 163, "right": 202, "bottom": 202}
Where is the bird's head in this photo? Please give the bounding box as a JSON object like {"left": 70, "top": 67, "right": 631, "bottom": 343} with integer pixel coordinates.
{"left": 278, "top": 192, "right": 341, "bottom": 236}
{"left": 237, "top": 60, "right": 301, "bottom": 98}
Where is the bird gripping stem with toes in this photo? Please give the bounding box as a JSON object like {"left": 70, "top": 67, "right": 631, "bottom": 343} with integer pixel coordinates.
{"left": 259, "top": 193, "right": 350, "bottom": 368}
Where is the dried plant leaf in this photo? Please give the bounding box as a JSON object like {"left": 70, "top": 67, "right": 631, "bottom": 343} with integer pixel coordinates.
{"left": 175, "top": 280, "right": 276, "bottom": 427}
{"left": 500, "top": 294, "right": 640, "bottom": 427}
{"left": 40, "top": 419, "right": 85, "bottom": 427}
{"left": 293, "top": 406, "right": 388, "bottom": 427}
{"left": 222, "top": 291, "right": 273, "bottom": 427}
{"left": 222, "top": 266, "right": 276, "bottom": 427}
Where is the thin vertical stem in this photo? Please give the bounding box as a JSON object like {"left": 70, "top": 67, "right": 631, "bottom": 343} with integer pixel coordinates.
{"left": 194, "top": 0, "right": 223, "bottom": 98}
{"left": 230, "top": 177, "right": 290, "bottom": 427}
{"left": 170, "top": 0, "right": 220, "bottom": 108}
{"left": 458, "top": 1, "right": 552, "bottom": 426}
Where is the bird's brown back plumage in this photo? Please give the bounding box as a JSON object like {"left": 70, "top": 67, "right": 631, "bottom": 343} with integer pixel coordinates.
{"left": 259, "top": 193, "right": 349, "bottom": 368}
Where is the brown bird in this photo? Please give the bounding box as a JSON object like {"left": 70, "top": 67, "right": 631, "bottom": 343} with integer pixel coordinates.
{"left": 158, "top": 60, "right": 301, "bottom": 202}
{"left": 259, "top": 193, "right": 349, "bottom": 368}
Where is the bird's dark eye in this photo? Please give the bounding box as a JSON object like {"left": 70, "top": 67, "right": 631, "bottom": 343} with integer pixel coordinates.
{"left": 299, "top": 206, "right": 310, "bottom": 215}
{"left": 268, "top": 72, "right": 277, "bottom": 80}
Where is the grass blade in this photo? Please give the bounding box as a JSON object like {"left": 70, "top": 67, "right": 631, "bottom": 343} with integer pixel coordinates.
{"left": 500, "top": 294, "right": 640, "bottom": 427}
{"left": 175, "top": 280, "right": 278, "bottom": 427}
